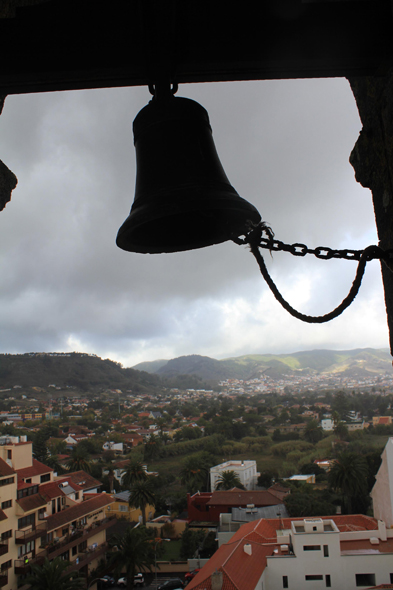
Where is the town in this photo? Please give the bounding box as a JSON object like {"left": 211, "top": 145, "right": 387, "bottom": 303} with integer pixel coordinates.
{"left": 0, "top": 351, "right": 392, "bottom": 589}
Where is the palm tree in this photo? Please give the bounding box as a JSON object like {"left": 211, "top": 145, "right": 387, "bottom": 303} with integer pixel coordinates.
{"left": 128, "top": 479, "right": 156, "bottom": 525}
{"left": 328, "top": 452, "right": 368, "bottom": 513}
{"left": 215, "top": 470, "right": 245, "bottom": 490}
{"left": 66, "top": 446, "right": 92, "bottom": 473}
{"left": 122, "top": 460, "right": 148, "bottom": 488}
{"left": 180, "top": 456, "right": 209, "bottom": 493}
{"left": 24, "top": 557, "right": 83, "bottom": 590}
{"left": 108, "top": 526, "right": 155, "bottom": 590}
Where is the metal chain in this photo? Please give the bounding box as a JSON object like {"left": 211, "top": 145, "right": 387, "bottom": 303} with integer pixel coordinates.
{"left": 233, "top": 222, "right": 393, "bottom": 324}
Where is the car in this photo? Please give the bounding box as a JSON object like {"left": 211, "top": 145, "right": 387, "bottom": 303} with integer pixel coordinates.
{"left": 157, "top": 578, "right": 185, "bottom": 590}
{"left": 117, "top": 574, "right": 145, "bottom": 588}
{"left": 98, "top": 576, "right": 115, "bottom": 588}
{"left": 185, "top": 569, "right": 201, "bottom": 582}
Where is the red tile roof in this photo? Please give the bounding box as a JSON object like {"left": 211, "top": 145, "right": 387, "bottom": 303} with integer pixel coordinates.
{"left": 17, "top": 494, "right": 47, "bottom": 513}
{"left": 60, "top": 471, "right": 101, "bottom": 492}
{"left": 186, "top": 515, "right": 382, "bottom": 590}
{"left": 16, "top": 459, "right": 53, "bottom": 480}
{"left": 207, "top": 490, "right": 285, "bottom": 507}
{"left": 45, "top": 493, "right": 114, "bottom": 531}
{"left": 39, "top": 478, "right": 81, "bottom": 500}
{"left": 0, "top": 457, "right": 15, "bottom": 478}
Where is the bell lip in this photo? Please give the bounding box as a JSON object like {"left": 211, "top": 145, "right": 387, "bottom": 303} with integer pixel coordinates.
{"left": 116, "top": 194, "right": 261, "bottom": 254}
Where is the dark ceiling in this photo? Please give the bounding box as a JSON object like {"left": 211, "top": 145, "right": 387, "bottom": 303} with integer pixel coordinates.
{"left": 1, "top": 0, "right": 393, "bottom": 96}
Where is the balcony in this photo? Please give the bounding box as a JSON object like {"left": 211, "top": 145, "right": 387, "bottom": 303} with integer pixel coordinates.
{"left": 15, "top": 523, "right": 48, "bottom": 544}
{"left": 0, "top": 574, "right": 7, "bottom": 587}
{"left": 14, "top": 553, "right": 45, "bottom": 575}
{"left": 0, "top": 540, "right": 8, "bottom": 556}
{"left": 43, "top": 516, "right": 116, "bottom": 560}
{"left": 66, "top": 542, "right": 109, "bottom": 573}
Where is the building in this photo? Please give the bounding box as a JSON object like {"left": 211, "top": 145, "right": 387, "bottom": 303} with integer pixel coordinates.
{"left": 0, "top": 435, "right": 115, "bottom": 590}
{"left": 105, "top": 491, "right": 155, "bottom": 524}
{"left": 188, "top": 489, "right": 287, "bottom": 527}
{"left": 187, "top": 515, "right": 393, "bottom": 590}
{"left": 210, "top": 461, "right": 260, "bottom": 491}
{"left": 371, "top": 437, "right": 393, "bottom": 527}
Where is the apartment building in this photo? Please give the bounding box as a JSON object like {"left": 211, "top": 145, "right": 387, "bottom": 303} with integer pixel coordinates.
{"left": 0, "top": 435, "right": 115, "bottom": 590}
{"left": 187, "top": 515, "right": 393, "bottom": 590}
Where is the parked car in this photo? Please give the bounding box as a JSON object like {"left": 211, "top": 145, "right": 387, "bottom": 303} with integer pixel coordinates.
{"left": 98, "top": 576, "right": 115, "bottom": 588}
{"left": 117, "top": 574, "right": 145, "bottom": 587}
{"left": 185, "top": 569, "right": 201, "bottom": 583}
{"left": 157, "top": 578, "right": 185, "bottom": 590}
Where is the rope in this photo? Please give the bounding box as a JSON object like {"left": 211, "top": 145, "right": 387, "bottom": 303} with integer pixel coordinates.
{"left": 237, "top": 222, "right": 385, "bottom": 324}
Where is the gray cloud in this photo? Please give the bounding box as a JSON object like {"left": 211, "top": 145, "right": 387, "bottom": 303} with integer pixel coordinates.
{"left": 0, "top": 79, "right": 388, "bottom": 366}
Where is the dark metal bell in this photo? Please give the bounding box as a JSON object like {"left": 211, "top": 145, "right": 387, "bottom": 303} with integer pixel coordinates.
{"left": 116, "top": 95, "right": 261, "bottom": 253}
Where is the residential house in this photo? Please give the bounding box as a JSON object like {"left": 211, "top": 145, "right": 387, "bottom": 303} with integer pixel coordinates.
{"left": 210, "top": 461, "right": 260, "bottom": 491}
{"left": 187, "top": 515, "right": 393, "bottom": 590}
{"left": 105, "top": 491, "right": 154, "bottom": 523}
{"left": 188, "top": 489, "right": 288, "bottom": 527}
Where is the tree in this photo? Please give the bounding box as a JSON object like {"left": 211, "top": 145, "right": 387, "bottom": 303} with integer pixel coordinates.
{"left": 24, "top": 557, "right": 83, "bottom": 590}
{"left": 334, "top": 421, "right": 349, "bottom": 441}
{"left": 108, "top": 526, "right": 155, "bottom": 590}
{"left": 122, "top": 460, "right": 148, "bottom": 488}
{"left": 66, "top": 446, "right": 92, "bottom": 473}
{"left": 304, "top": 420, "right": 323, "bottom": 444}
{"left": 180, "top": 527, "right": 206, "bottom": 559}
{"left": 328, "top": 452, "right": 368, "bottom": 514}
{"left": 128, "top": 479, "right": 156, "bottom": 525}
{"left": 179, "top": 456, "right": 209, "bottom": 493}
{"left": 215, "top": 470, "right": 245, "bottom": 490}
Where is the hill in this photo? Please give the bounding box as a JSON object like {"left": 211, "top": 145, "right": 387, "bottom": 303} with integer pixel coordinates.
{"left": 0, "top": 352, "right": 162, "bottom": 393}
{"left": 146, "top": 348, "right": 393, "bottom": 382}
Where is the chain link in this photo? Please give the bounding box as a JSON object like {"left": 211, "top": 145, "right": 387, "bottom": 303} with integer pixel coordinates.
{"left": 254, "top": 236, "right": 393, "bottom": 262}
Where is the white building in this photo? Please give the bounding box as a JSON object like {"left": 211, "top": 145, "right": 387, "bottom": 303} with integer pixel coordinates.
{"left": 210, "top": 460, "right": 260, "bottom": 491}
{"left": 371, "top": 436, "right": 393, "bottom": 527}
{"left": 186, "top": 515, "right": 393, "bottom": 590}
{"left": 321, "top": 418, "right": 334, "bottom": 431}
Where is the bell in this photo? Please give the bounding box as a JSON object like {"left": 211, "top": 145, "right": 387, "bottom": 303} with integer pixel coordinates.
{"left": 116, "top": 94, "right": 261, "bottom": 253}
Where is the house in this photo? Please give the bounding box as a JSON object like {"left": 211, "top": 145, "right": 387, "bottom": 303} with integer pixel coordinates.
{"left": 373, "top": 417, "right": 393, "bottom": 427}
{"left": 105, "top": 491, "right": 155, "bottom": 523}
{"left": 288, "top": 474, "right": 316, "bottom": 484}
{"left": 186, "top": 515, "right": 393, "bottom": 590}
{"left": 55, "top": 470, "right": 102, "bottom": 494}
{"left": 0, "top": 435, "right": 115, "bottom": 590}
{"left": 102, "top": 441, "right": 123, "bottom": 454}
{"left": 210, "top": 461, "right": 260, "bottom": 491}
{"left": 188, "top": 489, "right": 288, "bottom": 526}
{"left": 371, "top": 437, "right": 393, "bottom": 527}
{"left": 321, "top": 418, "right": 334, "bottom": 431}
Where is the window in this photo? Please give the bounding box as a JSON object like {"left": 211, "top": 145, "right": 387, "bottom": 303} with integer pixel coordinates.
{"left": 7, "top": 450, "right": 11, "bottom": 460}
{"left": 306, "top": 575, "right": 323, "bottom": 581}
{"left": 303, "top": 545, "right": 321, "bottom": 551}
{"left": 59, "top": 550, "right": 69, "bottom": 561}
{"left": 62, "top": 527, "right": 68, "bottom": 536}
{"left": 52, "top": 499, "right": 55, "bottom": 514}
{"left": 25, "top": 478, "right": 31, "bottom": 484}
{"left": 326, "top": 575, "right": 331, "bottom": 588}
{"left": 119, "top": 505, "right": 128, "bottom": 512}
{"left": 75, "top": 492, "right": 79, "bottom": 500}
{"left": 356, "top": 574, "right": 376, "bottom": 587}
{"left": 323, "top": 545, "right": 329, "bottom": 557}
{"left": 1, "top": 560, "right": 11, "bottom": 571}
{"left": 391, "top": 574, "right": 393, "bottom": 584}
{"left": 18, "top": 540, "right": 35, "bottom": 557}
{"left": 17, "top": 485, "right": 39, "bottom": 499}
{"left": 1, "top": 530, "right": 12, "bottom": 541}
{"left": 1, "top": 500, "right": 11, "bottom": 509}
{"left": 40, "top": 473, "right": 50, "bottom": 483}
{"left": 72, "top": 546, "right": 77, "bottom": 556}
{"left": 18, "top": 514, "right": 35, "bottom": 529}
{"left": 78, "top": 540, "right": 87, "bottom": 552}
{"left": 283, "top": 576, "right": 288, "bottom": 588}
{"left": 0, "top": 477, "right": 14, "bottom": 487}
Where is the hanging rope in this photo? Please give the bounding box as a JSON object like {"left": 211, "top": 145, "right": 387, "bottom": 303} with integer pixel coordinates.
{"left": 233, "top": 222, "right": 393, "bottom": 324}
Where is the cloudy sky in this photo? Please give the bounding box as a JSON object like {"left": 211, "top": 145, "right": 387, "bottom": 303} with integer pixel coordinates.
{"left": 0, "top": 78, "right": 389, "bottom": 367}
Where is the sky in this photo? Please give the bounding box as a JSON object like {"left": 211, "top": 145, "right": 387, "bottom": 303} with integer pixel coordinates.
{"left": 0, "top": 78, "right": 390, "bottom": 368}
